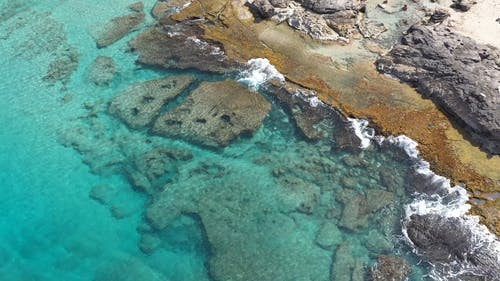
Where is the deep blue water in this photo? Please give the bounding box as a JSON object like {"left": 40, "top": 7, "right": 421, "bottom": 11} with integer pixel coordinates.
{"left": 0, "top": 1, "right": 432, "bottom": 280}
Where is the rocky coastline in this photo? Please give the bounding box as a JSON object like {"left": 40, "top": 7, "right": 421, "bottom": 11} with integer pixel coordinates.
{"left": 54, "top": 0, "right": 500, "bottom": 280}
{"left": 120, "top": 0, "right": 500, "bottom": 279}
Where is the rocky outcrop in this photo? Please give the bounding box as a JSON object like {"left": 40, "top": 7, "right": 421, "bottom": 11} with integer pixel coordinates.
{"left": 151, "top": 0, "right": 192, "bottom": 19}
{"left": 152, "top": 80, "right": 271, "bottom": 147}
{"left": 129, "top": 24, "right": 238, "bottom": 73}
{"left": 300, "top": 0, "right": 365, "bottom": 14}
{"left": 370, "top": 255, "right": 411, "bottom": 281}
{"left": 377, "top": 25, "right": 500, "bottom": 154}
{"left": 93, "top": 12, "right": 145, "bottom": 48}
{"left": 248, "top": 0, "right": 367, "bottom": 41}
{"left": 406, "top": 214, "right": 500, "bottom": 279}
{"left": 87, "top": 56, "right": 117, "bottom": 86}
{"left": 108, "top": 76, "right": 195, "bottom": 129}
{"left": 451, "top": 0, "right": 476, "bottom": 12}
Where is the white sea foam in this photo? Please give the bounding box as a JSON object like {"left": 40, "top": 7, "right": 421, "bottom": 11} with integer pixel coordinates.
{"left": 186, "top": 36, "right": 225, "bottom": 57}
{"left": 292, "top": 89, "right": 324, "bottom": 108}
{"left": 238, "top": 58, "right": 285, "bottom": 90}
{"left": 347, "top": 118, "right": 375, "bottom": 149}
{"left": 351, "top": 119, "right": 500, "bottom": 279}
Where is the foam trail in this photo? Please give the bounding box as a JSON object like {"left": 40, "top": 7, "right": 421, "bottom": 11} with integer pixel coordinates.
{"left": 238, "top": 58, "right": 285, "bottom": 90}
{"left": 347, "top": 118, "right": 375, "bottom": 149}
{"left": 374, "top": 135, "right": 500, "bottom": 280}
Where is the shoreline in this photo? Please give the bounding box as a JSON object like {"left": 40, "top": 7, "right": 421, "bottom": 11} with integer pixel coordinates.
{"left": 168, "top": 0, "right": 500, "bottom": 235}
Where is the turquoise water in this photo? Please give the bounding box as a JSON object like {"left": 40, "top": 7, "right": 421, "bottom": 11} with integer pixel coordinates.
{"left": 0, "top": 1, "right": 432, "bottom": 280}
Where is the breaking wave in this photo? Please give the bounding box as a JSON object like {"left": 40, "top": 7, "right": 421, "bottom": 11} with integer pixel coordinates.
{"left": 238, "top": 58, "right": 285, "bottom": 90}
{"left": 350, "top": 122, "right": 500, "bottom": 280}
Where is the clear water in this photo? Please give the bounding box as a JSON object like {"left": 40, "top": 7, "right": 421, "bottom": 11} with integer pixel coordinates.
{"left": 0, "top": 1, "right": 432, "bottom": 280}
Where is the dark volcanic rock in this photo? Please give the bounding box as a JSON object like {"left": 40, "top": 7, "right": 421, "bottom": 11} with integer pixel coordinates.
{"left": 406, "top": 214, "right": 500, "bottom": 279}
{"left": 152, "top": 80, "right": 271, "bottom": 147}
{"left": 94, "top": 12, "right": 145, "bottom": 48}
{"left": 88, "top": 56, "right": 117, "bottom": 86}
{"left": 301, "top": 0, "right": 366, "bottom": 14}
{"left": 429, "top": 8, "right": 450, "bottom": 24}
{"left": 129, "top": 25, "right": 238, "bottom": 73}
{"left": 377, "top": 25, "right": 500, "bottom": 154}
{"left": 370, "top": 255, "right": 411, "bottom": 281}
{"left": 108, "top": 76, "right": 195, "bottom": 129}
{"left": 451, "top": 0, "right": 476, "bottom": 12}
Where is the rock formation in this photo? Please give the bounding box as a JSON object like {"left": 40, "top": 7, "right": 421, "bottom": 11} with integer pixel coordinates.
{"left": 377, "top": 24, "right": 500, "bottom": 154}
{"left": 88, "top": 56, "right": 117, "bottom": 86}
{"left": 94, "top": 12, "right": 145, "bottom": 48}
{"left": 152, "top": 80, "right": 271, "bottom": 147}
{"left": 406, "top": 214, "right": 500, "bottom": 279}
{"left": 109, "top": 76, "right": 195, "bottom": 129}
{"left": 370, "top": 255, "right": 411, "bottom": 281}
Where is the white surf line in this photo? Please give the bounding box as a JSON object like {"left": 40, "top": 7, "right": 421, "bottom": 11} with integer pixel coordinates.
{"left": 237, "top": 58, "right": 285, "bottom": 91}
{"left": 361, "top": 125, "right": 500, "bottom": 279}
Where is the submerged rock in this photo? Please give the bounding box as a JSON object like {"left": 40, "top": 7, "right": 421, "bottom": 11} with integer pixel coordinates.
{"left": 377, "top": 25, "right": 500, "bottom": 154}
{"left": 370, "top": 255, "right": 411, "bottom": 281}
{"left": 128, "top": 2, "right": 144, "bottom": 12}
{"left": 129, "top": 25, "right": 238, "bottom": 73}
{"left": 94, "top": 255, "right": 165, "bottom": 281}
{"left": 108, "top": 76, "right": 195, "bottom": 129}
{"left": 151, "top": 0, "right": 191, "bottom": 19}
{"left": 332, "top": 243, "right": 365, "bottom": 281}
{"left": 89, "top": 184, "right": 116, "bottom": 205}
{"left": 94, "top": 12, "right": 145, "bottom": 48}
{"left": 87, "top": 56, "right": 117, "bottom": 86}
{"left": 153, "top": 80, "right": 271, "bottom": 147}
{"left": 43, "top": 47, "right": 78, "bottom": 85}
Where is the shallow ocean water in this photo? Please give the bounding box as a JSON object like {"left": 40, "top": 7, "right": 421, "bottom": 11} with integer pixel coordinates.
{"left": 0, "top": 0, "right": 442, "bottom": 280}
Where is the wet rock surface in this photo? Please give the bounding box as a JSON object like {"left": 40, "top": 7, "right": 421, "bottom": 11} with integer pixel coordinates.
{"left": 94, "top": 12, "right": 145, "bottom": 48}
{"left": 87, "top": 56, "right": 117, "bottom": 86}
{"left": 109, "top": 76, "right": 195, "bottom": 129}
{"left": 153, "top": 80, "right": 271, "bottom": 147}
{"left": 406, "top": 214, "right": 500, "bottom": 279}
{"left": 377, "top": 24, "right": 500, "bottom": 154}
{"left": 370, "top": 255, "right": 411, "bottom": 281}
{"left": 129, "top": 24, "right": 238, "bottom": 73}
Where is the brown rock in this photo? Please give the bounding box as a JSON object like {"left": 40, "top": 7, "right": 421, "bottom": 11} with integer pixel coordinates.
{"left": 94, "top": 12, "right": 145, "bottom": 48}
{"left": 371, "top": 255, "right": 411, "bottom": 281}
{"left": 108, "top": 76, "right": 195, "bottom": 129}
{"left": 153, "top": 80, "right": 271, "bottom": 147}
{"left": 129, "top": 25, "right": 238, "bottom": 73}
{"left": 128, "top": 2, "right": 144, "bottom": 12}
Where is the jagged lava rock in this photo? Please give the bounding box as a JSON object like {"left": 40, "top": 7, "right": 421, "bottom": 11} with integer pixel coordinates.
{"left": 94, "top": 12, "right": 145, "bottom": 48}
{"left": 109, "top": 76, "right": 195, "bottom": 129}
{"left": 406, "top": 214, "right": 500, "bottom": 279}
{"left": 153, "top": 80, "right": 271, "bottom": 147}
{"left": 377, "top": 25, "right": 500, "bottom": 154}
{"left": 129, "top": 25, "right": 238, "bottom": 73}
{"left": 370, "top": 255, "right": 411, "bottom": 281}
{"left": 301, "top": 0, "right": 366, "bottom": 14}
{"left": 88, "top": 56, "right": 117, "bottom": 86}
